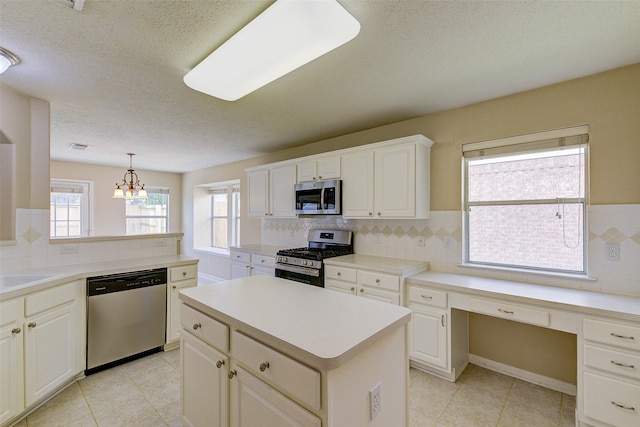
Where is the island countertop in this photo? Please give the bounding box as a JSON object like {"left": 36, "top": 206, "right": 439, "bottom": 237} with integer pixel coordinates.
{"left": 179, "top": 275, "right": 411, "bottom": 370}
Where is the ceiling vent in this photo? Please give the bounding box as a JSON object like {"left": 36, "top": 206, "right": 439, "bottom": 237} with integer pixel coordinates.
{"left": 54, "top": 0, "right": 85, "bottom": 11}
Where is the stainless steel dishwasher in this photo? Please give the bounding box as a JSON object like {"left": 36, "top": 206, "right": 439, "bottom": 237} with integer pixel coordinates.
{"left": 86, "top": 268, "right": 167, "bottom": 375}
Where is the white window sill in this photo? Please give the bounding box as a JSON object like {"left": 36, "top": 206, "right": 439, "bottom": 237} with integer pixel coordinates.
{"left": 194, "top": 247, "right": 230, "bottom": 256}
{"left": 457, "top": 263, "right": 596, "bottom": 282}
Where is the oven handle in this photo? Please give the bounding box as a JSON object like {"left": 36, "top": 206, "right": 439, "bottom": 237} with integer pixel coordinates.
{"left": 275, "top": 263, "right": 321, "bottom": 277}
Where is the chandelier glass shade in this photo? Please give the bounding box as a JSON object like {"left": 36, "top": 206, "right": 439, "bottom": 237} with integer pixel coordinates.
{"left": 113, "top": 153, "right": 147, "bottom": 199}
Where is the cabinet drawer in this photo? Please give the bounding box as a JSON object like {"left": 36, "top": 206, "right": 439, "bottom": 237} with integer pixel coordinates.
{"left": 584, "top": 344, "right": 640, "bottom": 380}
{"left": 231, "top": 331, "right": 321, "bottom": 411}
{"left": 359, "top": 270, "right": 399, "bottom": 292}
{"left": 230, "top": 250, "right": 251, "bottom": 264}
{"left": 180, "top": 304, "right": 229, "bottom": 352}
{"left": 325, "top": 265, "right": 357, "bottom": 283}
{"left": 0, "top": 298, "right": 20, "bottom": 327}
{"left": 407, "top": 286, "right": 447, "bottom": 308}
{"left": 584, "top": 318, "right": 640, "bottom": 352}
{"left": 584, "top": 371, "right": 640, "bottom": 426}
{"left": 170, "top": 264, "right": 197, "bottom": 282}
{"left": 252, "top": 254, "right": 275, "bottom": 268}
{"left": 25, "top": 282, "right": 77, "bottom": 317}
{"left": 469, "top": 298, "right": 549, "bottom": 327}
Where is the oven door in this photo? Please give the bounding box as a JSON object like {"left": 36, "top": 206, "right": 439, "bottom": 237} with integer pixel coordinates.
{"left": 275, "top": 264, "right": 323, "bottom": 288}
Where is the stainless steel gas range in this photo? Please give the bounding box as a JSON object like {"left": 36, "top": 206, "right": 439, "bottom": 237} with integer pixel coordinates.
{"left": 275, "top": 229, "right": 353, "bottom": 287}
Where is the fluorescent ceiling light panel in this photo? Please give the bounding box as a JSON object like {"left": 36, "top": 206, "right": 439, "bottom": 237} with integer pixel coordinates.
{"left": 183, "top": 0, "right": 360, "bottom": 101}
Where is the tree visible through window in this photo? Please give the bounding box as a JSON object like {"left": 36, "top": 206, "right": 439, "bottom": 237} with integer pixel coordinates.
{"left": 463, "top": 128, "right": 588, "bottom": 274}
{"left": 125, "top": 189, "right": 169, "bottom": 234}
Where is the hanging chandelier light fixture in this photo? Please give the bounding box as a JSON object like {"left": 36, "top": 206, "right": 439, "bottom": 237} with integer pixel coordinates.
{"left": 112, "top": 153, "right": 147, "bottom": 199}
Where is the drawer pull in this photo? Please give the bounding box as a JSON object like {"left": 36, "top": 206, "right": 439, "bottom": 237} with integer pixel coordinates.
{"left": 498, "top": 309, "right": 514, "bottom": 315}
{"left": 216, "top": 360, "right": 225, "bottom": 369}
{"left": 610, "top": 360, "right": 635, "bottom": 369}
{"left": 172, "top": 285, "right": 176, "bottom": 289}
{"left": 420, "top": 294, "right": 433, "bottom": 300}
{"left": 182, "top": 271, "right": 187, "bottom": 276}
{"left": 350, "top": 287, "right": 355, "bottom": 291}
{"left": 28, "top": 322, "right": 37, "bottom": 328}
{"left": 337, "top": 272, "right": 341, "bottom": 276}
{"left": 259, "top": 362, "right": 270, "bottom": 372}
{"left": 610, "top": 332, "right": 635, "bottom": 340}
{"left": 610, "top": 401, "right": 635, "bottom": 411}
{"left": 192, "top": 322, "right": 202, "bottom": 330}
{"left": 11, "top": 327, "right": 21, "bottom": 334}
{"left": 441, "top": 315, "right": 445, "bottom": 327}
{"left": 375, "top": 279, "right": 380, "bottom": 283}
{"left": 228, "top": 370, "right": 237, "bottom": 379}
{"left": 360, "top": 288, "right": 365, "bottom": 294}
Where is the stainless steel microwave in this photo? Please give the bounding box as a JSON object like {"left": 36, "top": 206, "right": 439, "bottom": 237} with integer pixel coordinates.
{"left": 294, "top": 179, "right": 341, "bottom": 215}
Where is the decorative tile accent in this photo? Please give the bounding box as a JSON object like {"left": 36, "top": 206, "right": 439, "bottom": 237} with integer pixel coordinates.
{"left": 22, "top": 227, "right": 42, "bottom": 244}
{"left": 600, "top": 227, "right": 627, "bottom": 244}
{"left": 632, "top": 231, "right": 640, "bottom": 245}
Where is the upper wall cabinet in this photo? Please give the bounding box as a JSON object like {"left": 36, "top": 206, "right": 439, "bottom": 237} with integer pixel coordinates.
{"left": 297, "top": 156, "right": 341, "bottom": 183}
{"left": 247, "top": 165, "right": 296, "bottom": 218}
{"left": 343, "top": 135, "right": 433, "bottom": 219}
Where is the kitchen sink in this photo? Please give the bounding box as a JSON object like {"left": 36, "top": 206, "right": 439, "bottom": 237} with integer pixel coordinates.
{"left": 0, "top": 273, "right": 60, "bottom": 289}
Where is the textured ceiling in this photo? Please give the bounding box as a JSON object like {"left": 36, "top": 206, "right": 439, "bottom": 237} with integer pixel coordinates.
{"left": 1, "top": 0, "right": 639, "bottom": 173}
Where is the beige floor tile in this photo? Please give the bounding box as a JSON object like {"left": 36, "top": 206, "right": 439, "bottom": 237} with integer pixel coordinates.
{"left": 128, "top": 361, "right": 180, "bottom": 390}
{"left": 462, "top": 366, "right": 514, "bottom": 397}
{"left": 498, "top": 399, "right": 561, "bottom": 427}
{"left": 157, "top": 399, "right": 182, "bottom": 423}
{"left": 162, "top": 348, "right": 181, "bottom": 368}
{"left": 26, "top": 382, "right": 94, "bottom": 427}
{"left": 142, "top": 378, "right": 181, "bottom": 410}
{"left": 508, "top": 379, "right": 562, "bottom": 411}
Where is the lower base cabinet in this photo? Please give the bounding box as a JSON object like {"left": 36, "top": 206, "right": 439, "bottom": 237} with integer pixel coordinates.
{"left": 408, "top": 304, "right": 448, "bottom": 369}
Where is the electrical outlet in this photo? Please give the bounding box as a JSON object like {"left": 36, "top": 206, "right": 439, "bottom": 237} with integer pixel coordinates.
{"left": 443, "top": 236, "right": 453, "bottom": 249}
{"left": 369, "top": 382, "right": 381, "bottom": 420}
{"left": 605, "top": 243, "right": 620, "bottom": 262}
{"left": 60, "top": 244, "right": 79, "bottom": 254}
{"left": 417, "top": 236, "right": 425, "bottom": 247}
{"left": 374, "top": 233, "right": 382, "bottom": 244}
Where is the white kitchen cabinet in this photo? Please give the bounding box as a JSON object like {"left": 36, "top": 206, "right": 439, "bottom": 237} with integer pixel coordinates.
{"left": 167, "top": 263, "right": 198, "bottom": 347}
{"left": 231, "top": 247, "right": 276, "bottom": 279}
{"left": 181, "top": 329, "right": 229, "bottom": 427}
{"left": 247, "top": 165, "right": 296, "bottom": 218}
{"left": 251, "top": 254, "right": 276, "bottom": 277}
{"left": 408, "top": 302, "right": 448, "bottom": 369}
{"left": 297, "top": 156, "right": 340, "bottom": 183}
{"left": 0, "top": 299, "right": 23, "bottom": 425}
{"left": 342, "top": 135, "right": 433, "bottom": 219}
{"left": 231, "top": 248, "right": 252, "bottom": 279}
{"left": 0, "top": 280, "right": 84, "bottom": 424}
{"left": 580, "top": 317, "right": 640, "bottom": 427}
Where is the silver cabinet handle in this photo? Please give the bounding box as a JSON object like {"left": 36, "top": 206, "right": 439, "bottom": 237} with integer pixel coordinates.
{"left": 498, "top": 309, "right": 514, "bottom": 315}
{"left": 259, "top": 362, "right": 270, "bottom": 372}
{"left": 420, "top": 295, "right": 433, "bottom": 300}
{"left": 28, "top": 322, "right": 37, "bottom": 328}
{"left": 610, "top": 332, "right": 635, "bottom": 340}
{"left": 216, "top": 360, "right": 225, "bottom": 369}
{"left": 610, "top": 401, "right": 635, "bottom": 411}
{"left": 192, "top": 323, "right": 201, "bottom": 330}
{"left": 611, "top": 360, "right": 635, "bottom": 369}
{"left": 228, "top": 370, "right": 237, "bottom": 379}
{"left": 441, "top": 315, "right": 445, "bottom": 327}
{"left": 11, "top": 327, "right": 21, "bottom": 334}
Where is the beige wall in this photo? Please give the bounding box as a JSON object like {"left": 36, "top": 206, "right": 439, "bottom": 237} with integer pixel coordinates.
{"left": 50, "top": 160, "right": 182, "bottom": 236}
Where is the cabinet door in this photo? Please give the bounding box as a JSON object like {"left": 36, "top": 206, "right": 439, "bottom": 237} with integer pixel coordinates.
{"left": 248, "top": 169, "right": 269, "bottom": 217}
{"left": 181, "top": 331, "right": 229, "bottom": 427}
{"left": 316, "top": 157, "right": 341, "bottom": 180}
{"left": 342, "top": 151, "right": 374, "bottom": 218}
{"left": 232, "top": 262, "right": 251, "bottom": 279}
{"left": 375, "top": 143, "right": 416, "bottom": 217}
{"left": 168, "top": 280, "right": 197, "bottom": 344}
{"left": 24, "top": 303, "right": 76, "bottom": 406}
{"left": 297, "top": 161, "right": 317, "bottom": 183}
{"left": 270, "top": 165, "right": 296, "bottom": 217}
{"left": 230, "top": 365, "right": 321, "bottom": 427}
{"left": 408, "top": 304, "right": 448, "bottom": 369}
{"left": 0, "top": 323, "right": 23, "bottom": 424}
{"left": 325, "top": 279, "right": 357, "bottom": 295}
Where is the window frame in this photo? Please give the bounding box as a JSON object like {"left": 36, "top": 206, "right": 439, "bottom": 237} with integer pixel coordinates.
{"left": 125, "top": 187, "right": 170, "bottom": 235}
{"left": 462, "top": 125, "right": 589, "bottom": 275}
{"left": 210, "top": 182, "right": 240, "bottom": 250}
{"left": 50, "top": 179, "right": 92, "bottom": 238}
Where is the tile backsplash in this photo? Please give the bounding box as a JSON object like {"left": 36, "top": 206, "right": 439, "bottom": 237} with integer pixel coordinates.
{"left": 0, "top": 209, "right": 179, "bottom": 273}
{"left": 262, "top": 204, "right": 640, "bottom": 297}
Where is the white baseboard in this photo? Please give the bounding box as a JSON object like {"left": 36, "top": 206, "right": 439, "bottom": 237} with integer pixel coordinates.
{"left": 468, "top": 354, "right": 577, "bottom": 396}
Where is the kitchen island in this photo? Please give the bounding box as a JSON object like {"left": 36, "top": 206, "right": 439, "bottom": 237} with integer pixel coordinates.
{"left": 178, "top": 275, "right": 412, "bottom": 427}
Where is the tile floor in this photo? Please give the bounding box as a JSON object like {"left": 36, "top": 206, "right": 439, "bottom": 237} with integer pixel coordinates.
{"left": 14, "top": 349, "right": 576, "bottom": 426}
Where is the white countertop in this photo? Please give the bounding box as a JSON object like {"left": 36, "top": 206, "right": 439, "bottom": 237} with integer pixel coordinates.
{"left": 324, "top": 254, "right": 429, "bottom": 275}
{"left": 230, "top": 244, "right": 283, "bottom": 256}
{"left": 179, "top": 275, "right": 411, "bottom": 370}
{"left": 0, "top": 255, "right": 198, "bottom": 300}
{"left": 407, "top": 271, "right": 640, "bottom": 322}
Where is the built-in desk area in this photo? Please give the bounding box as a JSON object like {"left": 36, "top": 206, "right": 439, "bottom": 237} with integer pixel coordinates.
{"left": 406, "top": 271, "right": 640, "bottom": 427}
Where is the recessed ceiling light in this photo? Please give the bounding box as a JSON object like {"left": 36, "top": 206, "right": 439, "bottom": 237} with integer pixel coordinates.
{"left": 183, "top": 0, "right": 360, "bottom": 101}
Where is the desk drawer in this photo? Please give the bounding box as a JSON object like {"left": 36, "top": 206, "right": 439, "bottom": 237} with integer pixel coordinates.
{"left": 170, "top": 264, "right": 197, "bottom": 282}
{"left": 584, "top": 344, "right": 640, "bottom": 381}
{"left": 584, "top": 318, "right": 640, "bottom": 352}
{"left": 359, "top": 270, "right": 399, "bottom": 292}
{"left": 180, "top": 304, "right": 229, "bottom": 352}
{"left": 584, "top": 371, "right": 640, "bottom": 427}
{"left": 407, "top": 286, "right": 447, "bottom": 308}
{"left": 325, "top": 265, "right": 357, "bottom": 283}
{"left": 469, "top": 298, "right": 549, "bottom": 327}
{"left": 252, "top": 254, "right": 275, "bottom": 268}
{"left": 231, "top": 330, "right": 321, "bottom": 411}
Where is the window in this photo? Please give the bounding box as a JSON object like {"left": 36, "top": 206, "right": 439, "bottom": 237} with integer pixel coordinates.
{"left": 125, "top": 188, "right": 169, "bottom": 234}
{"left": 463, "top": 126, "right": 588, "bottom": 274}
{"left": 50, "top": 180, "right": 92, "bottom": 237}
{"left": 210, "top": 182, "right": 240, "bottom": 249}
